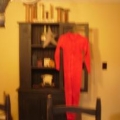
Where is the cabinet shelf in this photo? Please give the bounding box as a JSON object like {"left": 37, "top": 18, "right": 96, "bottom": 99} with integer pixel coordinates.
{"left": 31, "top": 66, "right": 57, "bottom": 71}
{"left": 32, "top": 44, "right": 56, "bottom": 49}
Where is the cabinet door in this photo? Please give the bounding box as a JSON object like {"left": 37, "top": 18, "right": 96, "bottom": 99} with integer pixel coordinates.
{"left": 19, "top": 92, "right": 47, "bottom": 120}
{"left": 18, "top": 90, "right": 65, "bottom": 120}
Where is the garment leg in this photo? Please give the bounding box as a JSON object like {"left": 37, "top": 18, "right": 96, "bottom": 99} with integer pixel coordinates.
{"left": 64, "top": 69, "right": 82, "bottom": 120}
{"left": 71, "top": 72, "right": 81, "bottom": 120}
{"left": 64, "top": 76, "right": 80, "bottom": 120}
{"left": 64, "top": 74, "right": 75, "bottom": 120}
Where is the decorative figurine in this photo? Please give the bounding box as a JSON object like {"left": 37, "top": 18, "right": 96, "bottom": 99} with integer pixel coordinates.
{"left": 49, "top": 59, "right": 55, "bottom": 68}
{"left": 42, "top": 26, "right": 57, "bottom": 48}
{"left": 44, "top": 58, "right": 50, "bottom": 67}
{"left": 41, "top": 26, "right": 57, "bottom": 48}
{"left": 41, "top": 25, "right": 47, "bottom": 45}
{"left": 37, "top": 58, "right": 42, "bottom": 67}
{"left": 41, "top": 74, "right": 53, "bottom": 87}
{"left": 44, "top": 58, "right": 55, "bottom": 68}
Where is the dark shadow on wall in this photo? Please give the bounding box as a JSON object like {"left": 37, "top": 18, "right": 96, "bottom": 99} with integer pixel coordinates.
{"left": 80, "top": 28, "right": 103, "bottom": 108}
{"left": 88, "top": 28, "right": 103, "bottom": 102}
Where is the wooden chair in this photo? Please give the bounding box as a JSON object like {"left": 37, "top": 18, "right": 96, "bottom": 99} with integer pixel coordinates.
{"left": 47, "top": 94, "right": 101, "bottom": 120}
{"left": 0, "top": 93, "right": 12, "bottom": 120}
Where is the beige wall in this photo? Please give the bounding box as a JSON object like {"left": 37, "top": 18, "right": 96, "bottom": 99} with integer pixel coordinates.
{"left": 0, "top": 1, "right": 120, "bottom": 120}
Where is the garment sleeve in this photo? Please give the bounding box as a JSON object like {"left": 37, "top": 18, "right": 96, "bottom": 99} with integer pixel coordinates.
{"left": 83, "top": 38, "right": 91, "bottom": 73}
{"left": 54, "top": 36, "right": 63, "bottom": 71}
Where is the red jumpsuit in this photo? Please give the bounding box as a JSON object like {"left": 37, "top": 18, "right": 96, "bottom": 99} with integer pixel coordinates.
{"left": 55, "top": 32, "right": 90, "bottom": 120}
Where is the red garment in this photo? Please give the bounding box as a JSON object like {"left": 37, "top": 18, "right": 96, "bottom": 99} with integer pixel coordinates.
{"left": 55, "top": 32, "right": 90, "bottom": 120}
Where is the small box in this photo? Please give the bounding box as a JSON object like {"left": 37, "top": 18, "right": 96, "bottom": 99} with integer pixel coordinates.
{"left": 44, "top": 58, "right": 50, "bottom": 67}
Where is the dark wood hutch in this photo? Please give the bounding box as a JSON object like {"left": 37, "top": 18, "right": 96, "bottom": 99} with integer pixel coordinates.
{"left": 18, "top": 22, "right": 89, "bottom": 120}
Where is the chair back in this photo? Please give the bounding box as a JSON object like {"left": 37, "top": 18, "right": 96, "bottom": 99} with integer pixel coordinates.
{"left": 0, "top": 93, "right": 12, "bottom": 120}
{"left": 47, "top": 94, "right": 101, "bottom": 120}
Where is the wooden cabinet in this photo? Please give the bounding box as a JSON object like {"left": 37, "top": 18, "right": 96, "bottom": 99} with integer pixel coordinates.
{"left": 18, "top": 22, "right": 89, "bottom": 120}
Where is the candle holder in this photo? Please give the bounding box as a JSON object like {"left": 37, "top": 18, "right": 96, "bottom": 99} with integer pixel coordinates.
{"left": 50, "top": 4, "right": 54, "bottom": 22}
{"left": 64, "top": 9, "right": 70, "bottom": 22}
{"left": 56, "top": 7, "right": 63, "bottom": 22}
{"left": 39, "top": 3, "right": 45, "bottom": 22}
{"left": 56, "top": 7, "right": 70, "bottom": 23}
{"left": 24, "top": 3, "right": 38, "bottom": 22}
